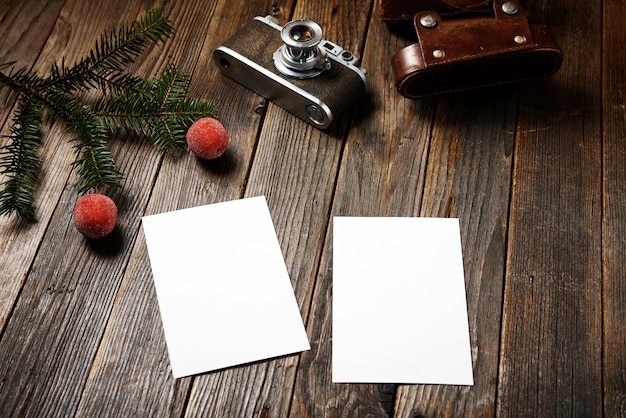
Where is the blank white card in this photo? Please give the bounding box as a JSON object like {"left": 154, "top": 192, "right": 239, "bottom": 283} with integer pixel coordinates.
{"left": 332, "top": 217, "right": 474, "bottom": 385}
{"left": 142, "top": 196, "right": 310, "bottom": 378}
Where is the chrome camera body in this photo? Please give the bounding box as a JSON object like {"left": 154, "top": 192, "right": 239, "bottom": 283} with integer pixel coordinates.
{"left": 213, "top": 16, "right": 367, "bottom": 129}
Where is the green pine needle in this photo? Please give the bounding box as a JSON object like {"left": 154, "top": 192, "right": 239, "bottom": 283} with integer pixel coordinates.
{"left": 0, "top": 99, "right": 43, "bottom": 219}
{"left": 67, "top": 110, "right": 123, "bottom": 193}
{"left": 49, "top": 7, "right": 174, "bottom": 94}
{"left": 0, "top": 7, "right": 217, "bottom": 220}
{"left": 93, "top": 64, "right": 217, "bottom": 152}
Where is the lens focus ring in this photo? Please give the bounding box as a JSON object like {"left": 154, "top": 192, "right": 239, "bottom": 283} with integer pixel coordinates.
{"left": 274, "top": 19, "right": 330, "bottom": 79}
{"left": 281, "top": 20, "right": 323, "bottom": 48}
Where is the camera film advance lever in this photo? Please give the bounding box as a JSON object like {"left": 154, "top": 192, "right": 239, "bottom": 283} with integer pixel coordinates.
{"left": 213, "top": 16, "right": 367, "bottom": 129}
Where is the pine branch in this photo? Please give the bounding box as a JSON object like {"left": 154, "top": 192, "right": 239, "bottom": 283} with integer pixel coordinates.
{"left": 92, "top": 65, "right": 217, "bottom": 152}
{"left": 0, "top": 7, "right": 216, "bottom": 220}
{"left": 66, "top": 108, "right": 123, "bottom": 193}
{"left": 0, "top": 99, "right": 43, "bottom": 219}
{"left": 0, "top": 62, "right": 18, "bottom": 104}
{"left": 48, "top": 7, "right": 174, "bottom": 95}
{"left": 0, "top": 65, "right": 48, "bottom": 103}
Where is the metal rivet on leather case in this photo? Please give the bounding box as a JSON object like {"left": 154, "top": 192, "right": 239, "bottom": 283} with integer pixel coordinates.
{"left": 419, "top": 14, "right": 438, "bottom": 28}
{"left": 501, "top": 1, "right": 519, "bottom": 15}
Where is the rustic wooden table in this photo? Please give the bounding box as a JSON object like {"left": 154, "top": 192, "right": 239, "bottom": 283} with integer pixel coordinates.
{"left": 1, "top": 0, "right": 624, "bottom": 416}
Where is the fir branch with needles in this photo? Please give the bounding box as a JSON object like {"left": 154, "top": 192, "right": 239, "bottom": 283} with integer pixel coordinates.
{"left": 0, "top": 7, "right": 217, "bottom": 220}
{"left": 0, "top": 98, "right": 43, "bottom": 219}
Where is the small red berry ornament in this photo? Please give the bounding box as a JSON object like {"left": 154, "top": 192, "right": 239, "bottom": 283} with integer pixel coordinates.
{"left": 186, "top": 117, "right": 229, "bottom": 160}
{"left": 73, "top": 193, "right": 118, "bottom": 239}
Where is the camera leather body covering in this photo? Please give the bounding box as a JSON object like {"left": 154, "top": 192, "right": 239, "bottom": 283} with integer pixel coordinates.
{"left": 382, "top": 0, "right": 563, "bottom": 98}
{"left": 213, "top": 17, "right": 367, "bottom": 129}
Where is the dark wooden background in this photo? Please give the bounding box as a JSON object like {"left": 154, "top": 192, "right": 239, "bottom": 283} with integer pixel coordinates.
{"left": 0, "top": 0, "right": 624, "bottom": 416}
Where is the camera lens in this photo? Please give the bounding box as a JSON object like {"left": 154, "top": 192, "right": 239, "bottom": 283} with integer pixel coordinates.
{"left": 274, "top": 19, "right": 330, "bottom": 79}
{"left": 289, "top": 25, "right": 315, "bottom": 42}
{"left": 281, "top": 20, "right": 322, "bottom": 49}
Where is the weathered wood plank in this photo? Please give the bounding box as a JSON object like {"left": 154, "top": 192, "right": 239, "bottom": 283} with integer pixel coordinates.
{"left": 602, "top": 0, "right": 626, "bottom": 416}
{"left": 393, "top": 87, "right": 518, "bottom": 416}
{"left": 0, "top": 0, "right": 67, "bottom": 332}
{"left": 289, "top": 1, "right": 435, "bottom": 415}
{"left": 0, "top": 0, "right": 173, "bottom": 415}
{"left": 497, "top": 0, "right": 604, "bottom": 416}
{"left": 0, "top": 0, "right": 65, "bottom": 126}
{"left": 0, "top": 0, "right": 63, "bottom": 62}
{"left": 0, "top": 0, "right": 621, "bottom": 416}
{"left": 74, "top": 0, "right": 293, "bottom": 416}
{"left": 184, "top": 1, "right": 374, "bottom": 416}
{"left": 71, "top": 0, "right": 226, "bottom": 415}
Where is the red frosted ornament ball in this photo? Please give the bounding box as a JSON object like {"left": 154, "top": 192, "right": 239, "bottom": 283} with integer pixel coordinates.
{"left": 73, "top": 193, "right": 118, "bottom": 239}
{"left": 186, "top": 117, "right": 229, "bottom": 160}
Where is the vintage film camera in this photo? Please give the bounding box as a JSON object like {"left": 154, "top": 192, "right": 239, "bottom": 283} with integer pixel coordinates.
{"left": 381, "top": 0, "right": 563, "bottom": 98}
{"left": 213, "top": 16, "right": 367, "bottom": 129}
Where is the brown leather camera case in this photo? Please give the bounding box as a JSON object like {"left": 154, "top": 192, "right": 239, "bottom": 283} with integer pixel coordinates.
{"left": 383, "top": 0, "right": 563, "bottom": 98}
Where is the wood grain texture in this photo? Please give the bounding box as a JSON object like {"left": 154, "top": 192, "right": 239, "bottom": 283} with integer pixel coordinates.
{"left": 71, "top": 1, "right": 221, "bottom": 415}
{"left": 0, "top": 0, "right": 170, "bottom": 415}
{"left": 0, "top": 0, "right": 65, "bottom": 127}
{"left": 290, "top": 1, "right": 433, "bottom": 416}
{"left": 0, "top": 0, "right": 67, "bottom": 332}
{"left": 0, "top": 0, "right": 621, "bottom": 416}
{"left": 74, "top": 0, "right": 272, "bottom": 415}
{"left": 498, "top": 0, "right": 604, "bottom": 416}
{"left": 394, "top": 88, "right": 518, "bottom": 417}
{"left": 602, "top": 0, "right": 626, "bottom": 416}
{"left": 0, "top": 0, "right": 63, "bottom": 62}
{"left": 185, "top": 1, "right": 374, "bottom": 416}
